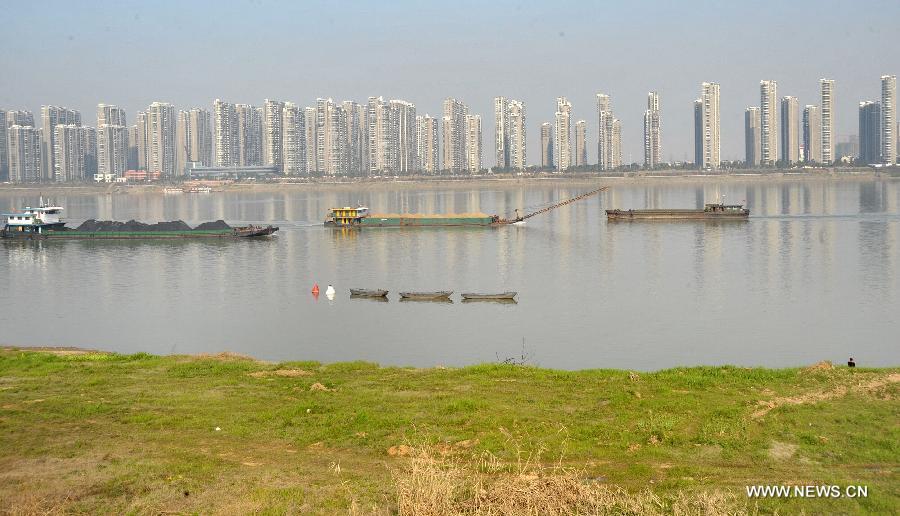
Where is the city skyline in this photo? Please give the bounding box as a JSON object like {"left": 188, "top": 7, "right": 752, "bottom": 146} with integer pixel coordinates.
{"left": 2, "top": 72, "right": 899, "bottom": 183}
{"left": 2, "top": 1, "right": 898, "bottom": 168}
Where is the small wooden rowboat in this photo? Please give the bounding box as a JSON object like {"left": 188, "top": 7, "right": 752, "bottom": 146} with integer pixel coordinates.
{"left": 460, "top": 292, "right": 518, "bottom": 300}
{"left": 398, "top": 291, "right": 452, "bottom": 300}
{"left": 349, "top": 288, "right": 389, "bottom": 297}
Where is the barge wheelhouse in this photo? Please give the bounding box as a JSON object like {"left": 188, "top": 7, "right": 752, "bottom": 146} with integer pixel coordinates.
{"left": 1, "top": 200, "right": 66, "bottom": 237}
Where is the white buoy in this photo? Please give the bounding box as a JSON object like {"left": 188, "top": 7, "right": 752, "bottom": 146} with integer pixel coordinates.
{"left": 325, "top": 284, "right": 335, "bottom": 301}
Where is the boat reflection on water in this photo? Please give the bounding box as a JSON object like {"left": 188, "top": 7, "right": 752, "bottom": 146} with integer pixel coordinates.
{"left": 350, "top": 295, "right": 389, "bottom": 303}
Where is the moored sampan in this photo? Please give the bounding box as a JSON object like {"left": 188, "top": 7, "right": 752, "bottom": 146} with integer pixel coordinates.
{"left": 460, "top": 292, "right": 517, "bottom": 300}
{"left": 398, "top": 291, "right": 452, "bottom": 300}
{"left": 350, "top": 289, "right": 389, "bottom": 297}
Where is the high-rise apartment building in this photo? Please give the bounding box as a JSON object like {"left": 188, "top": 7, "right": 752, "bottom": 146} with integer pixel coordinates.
{"left": 780, "top": 96, "right": 800, "bottom": 164}
{"left": 236, "top": 104, "right": 262, "bottom": 166}
{"left": 281, "top": 102, "right": 307, "bottom": 176}
{"left": 803, "top": 105, "right": 822, "bottom": 164}
{"left": 416, "top": 114, "right": 438, "bottom": 174}
{"left": 881, "top": 75, "right": 896, "bottom": 164}
{"left": 820, "top": 79, "right": 835, "bottom": 163}
{"left": 494, "top": 97, "right": 509, "bottom": 169}
{"left": 540, "top": 122, "right": 553, "bottom": 169}
{"left": 367, "top": 96, "right": 389, "bottom": 174}
{"left": 554, "top": 97, "right": 572, "bottom": 172}
{"left": 316, "top": 98, "right": 348, "bottom": 175}
{"left": 41, "top": 106, "right": 81, "bottom": 181}
{"left": 643, "top": 91, "right": 661, "bottom": 167}
{"left": 82, "top": 127, "right": 97, "bottom": 179}
{"left": 135, "top": 111, "right": 150, "bottom": 171}
{"left": 304, "top": 107, "right": 318, "bottom": 174}
{"left": 696, "top": 82, "right": 721, "bottom": 169}
{"left": 213, "top": 99, "right": 239, "bottom": 167}
{"left": 189, "top": 108, "right": 212, "bottom": 167}
{"left": 83, "top": 126, "right": 98, "bottom": 178}
{"left": 466, "top": 114, "right": 482, "bottom": 173}
{"left": 263, "top": 99, "right": 285, "bottom": 171}
{"left": 126, "top": 125, "right": 138, "bottom": 170}
{"left": 745, "top": 107, "right": 761, "bottom": 166}
{"left": 7, "top": 124, "right": 41, "bottom": 182}
{"left": 441, "top": 98, "right": 468, "bottom": 173}
{"left": 574, "top": 120, "right": 587, "bottom": 167}
{"left": 507, "top": 100, "right": 525, "bottom": 170}
{"left": 392, "top": 100, "right": 418, "bottom": 174}
{"left": 493, "top": 97, "right": 526, "bottom": 170}
{"left": 759, "top": 80, "right": 778, "bottom": 165}
{"left": 0, "top": 109, "right": 7, "bottom": 181}
{"left": 694, "top": 99, "right": 703, "bottom": 166}
{"left": 53, "top": 124, "right": 84, "bottom": 181}
{"left": 859, "top": 101, "right": 882, "bottom": 165}
{"left": 147, "top": 102, "right": 176, "bottom": 178}
{"left": 98, "top": 123, "right": 127, "bottom": 178}
{"left": 611, "top": 119, "right": 622, "bottom": 169}
{"left": 176, "top": 110, "right": 191, "bottom": 175}
{"left": 96, "top": 104, "right": 127, "bottom": 178}
{"left": 597, "top": 93, "right": 617, "bottom": 170}
{"left": 342, "top": 101, "right": 366, "bottom": 176}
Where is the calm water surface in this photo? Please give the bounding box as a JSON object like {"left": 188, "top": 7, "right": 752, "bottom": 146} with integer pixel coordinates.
{"left": 1, "top": 179, "right": 898, "bottom": 370}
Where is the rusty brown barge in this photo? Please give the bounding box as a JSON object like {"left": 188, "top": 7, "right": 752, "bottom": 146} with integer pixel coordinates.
{"left": 606, "top": 203, "right": 749, "bottom": 221}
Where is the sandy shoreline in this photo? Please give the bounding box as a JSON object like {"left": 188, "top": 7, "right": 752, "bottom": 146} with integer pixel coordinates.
{"left": 0, "top": 169, "right": 894, "bottom": 196}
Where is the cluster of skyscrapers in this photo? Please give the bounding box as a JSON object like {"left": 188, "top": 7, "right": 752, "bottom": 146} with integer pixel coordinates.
{"left": 737, "top": 75, "right": 897, "bottom": 169}
{"left": 740, "top": 79, "right": 835, "bottom": 168}
{"left": 0, "top": 75, "right": 897, "bottom": 183}
{"left": 537, "top": 93, "right": 636, "bottom": 172}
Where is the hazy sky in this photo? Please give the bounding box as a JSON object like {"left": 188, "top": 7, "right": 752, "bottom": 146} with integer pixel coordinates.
{"left": 2, "top": 0, "right": 898, "bottom": 166}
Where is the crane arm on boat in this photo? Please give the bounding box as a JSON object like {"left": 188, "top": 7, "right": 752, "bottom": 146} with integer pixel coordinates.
{"left": 502, "top": 185, "right": 608, "bottom": 224}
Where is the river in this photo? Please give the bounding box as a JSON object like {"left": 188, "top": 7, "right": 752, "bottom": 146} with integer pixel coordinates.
{"left": 1, "top": 178, "right": 898, "bottom": 370}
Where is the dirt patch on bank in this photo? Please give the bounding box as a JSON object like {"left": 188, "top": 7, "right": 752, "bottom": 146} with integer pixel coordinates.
{"left": 247, "top": 369, "right": 313, "bottom": 378}
{"left": 751, "top": 373, "right": 900, "bottom": 419}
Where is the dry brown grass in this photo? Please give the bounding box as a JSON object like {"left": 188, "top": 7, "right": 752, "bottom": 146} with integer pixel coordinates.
{"left": 390, "top": 444, "right": 746, "bottom": 516}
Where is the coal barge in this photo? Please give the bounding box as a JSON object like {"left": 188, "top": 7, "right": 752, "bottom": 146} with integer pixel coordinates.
{"left": 2, "top": 201, "right": 278, "bottom": 239}
{"left": 606, "top": 203, "right": 750, "bottom": 220}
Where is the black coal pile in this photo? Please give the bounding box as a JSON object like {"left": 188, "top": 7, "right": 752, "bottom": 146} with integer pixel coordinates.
{"left": 76, "top": 219, "right": 195, "bottom": 232}
{"left": 193, "top": 220, "right": 232, "bottom": 230}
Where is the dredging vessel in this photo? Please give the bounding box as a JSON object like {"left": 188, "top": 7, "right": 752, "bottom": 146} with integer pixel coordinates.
{"left": 324, "top": 186, "right": 609, "bottom": 228}
{"left": 606, "top": 203, "right": 750, "bottom": 220}
{"left": 1, "top": 200, "right": 278, "bottom": 239}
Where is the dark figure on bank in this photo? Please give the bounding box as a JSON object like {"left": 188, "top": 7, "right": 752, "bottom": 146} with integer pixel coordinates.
{"left": 848, "top": 357, "right": 856, "bottom": 368}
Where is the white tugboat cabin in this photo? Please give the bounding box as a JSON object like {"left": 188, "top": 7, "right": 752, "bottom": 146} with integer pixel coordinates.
{"left": 1, "top": 198, "right": 67, "bottom": 236}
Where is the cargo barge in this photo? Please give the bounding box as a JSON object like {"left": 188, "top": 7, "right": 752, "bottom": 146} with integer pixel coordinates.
{"left": 324, "top": 186, "right": 611, "bottom": 228}
{"left": 325, "top": 206, "right": 500, "bottom": 228}
{"left": 2, "top": 201, "right": 278, "bottom": 239}
{"left": 606, "top": 203, "right": 749, "bottom": 220}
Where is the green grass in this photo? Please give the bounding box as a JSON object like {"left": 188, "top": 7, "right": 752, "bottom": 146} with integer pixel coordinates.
{"left": 0, "top": 349, "right": 896, "bottom": 514}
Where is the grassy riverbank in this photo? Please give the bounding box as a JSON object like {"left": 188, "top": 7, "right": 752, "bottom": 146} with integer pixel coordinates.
{"left": 0, "top": 349, "right": 897, "bottom": 514}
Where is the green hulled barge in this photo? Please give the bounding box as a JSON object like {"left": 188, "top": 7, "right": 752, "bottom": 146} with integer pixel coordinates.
{"left": 324, "top": 186, "right": 610, "bottom": 228}
{"left": 325, "top": 206, "right": 500, "bottom": 228}
{"left": 2, "top": 201, "right": 278, "bottom": 239}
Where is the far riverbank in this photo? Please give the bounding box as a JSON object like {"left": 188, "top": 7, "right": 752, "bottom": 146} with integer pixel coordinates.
{"left": 0, "top": 167, "right": 895, "bottom": 197}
